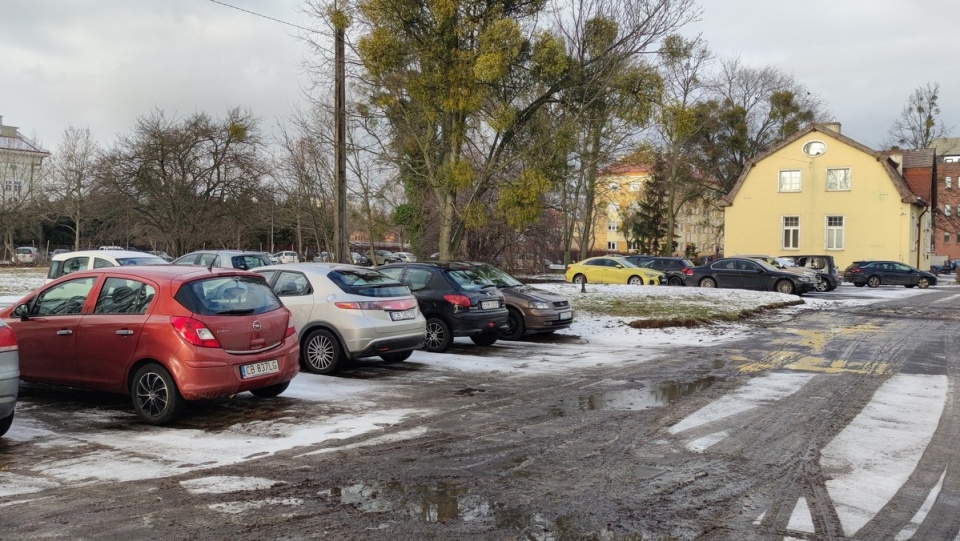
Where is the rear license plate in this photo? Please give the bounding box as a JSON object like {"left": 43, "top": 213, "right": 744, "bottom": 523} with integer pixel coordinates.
{"left": 559, "top": 311, "right": 572, "bottom": 320}
{"left": 390, "top": 309, "right": 416, "bottom": 321}
{"left": 481, "top": 300, "right": 499, "bottom": 310}
{"left": 240, "top": 359, "right": 279, "bottom": 379}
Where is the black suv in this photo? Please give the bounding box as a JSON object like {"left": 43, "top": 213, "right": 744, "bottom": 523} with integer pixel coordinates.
{"left": 378, "top": 262, "right": 508, "bottom": 352}
{"left": 624, "top": 255, "right": 695, "bottom": 286}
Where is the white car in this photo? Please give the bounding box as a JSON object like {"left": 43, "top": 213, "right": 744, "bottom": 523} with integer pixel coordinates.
{"left": 253, "top": 263, "right": 425, "bottom": 375}
{"left": 46, "top": 250, "right": 170, "bottom": 284}
{"left": 271, "top": 251, "right": 299, "bottom": 264}
{"left": 394, "top": 252, "right": 417, "bottom": 262}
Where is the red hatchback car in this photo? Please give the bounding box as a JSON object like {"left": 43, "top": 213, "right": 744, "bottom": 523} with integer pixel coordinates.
{"left": 0, "top": 266, "right": 300, "bottom": 424}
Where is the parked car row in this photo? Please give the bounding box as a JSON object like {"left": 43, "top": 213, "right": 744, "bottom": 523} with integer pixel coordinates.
{"left": 0, "top": 257, "right": 574, "bottom": 430}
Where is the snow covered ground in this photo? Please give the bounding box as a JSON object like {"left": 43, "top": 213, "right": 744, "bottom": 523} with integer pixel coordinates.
{"left": 0, "top": 270, "right": 954, "bottom": 538}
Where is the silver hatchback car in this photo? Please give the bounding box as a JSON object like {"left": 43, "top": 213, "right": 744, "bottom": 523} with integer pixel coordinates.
{"left": 0, "top": 320, "right": 19, "bottom": 437}
{"left": 254, "top": 263, "right": 426, "bottom": 375}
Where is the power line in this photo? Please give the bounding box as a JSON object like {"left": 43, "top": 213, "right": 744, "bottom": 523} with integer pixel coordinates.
{"left": 207, "top": 0, "right": 312, "bottom": 32}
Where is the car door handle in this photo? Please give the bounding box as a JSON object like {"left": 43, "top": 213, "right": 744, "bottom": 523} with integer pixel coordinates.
{"left": 56, "top": 329, "right": 73, "bottom": 336}
{"left": 115, "top": 329, "right": 134, "bottom": 336}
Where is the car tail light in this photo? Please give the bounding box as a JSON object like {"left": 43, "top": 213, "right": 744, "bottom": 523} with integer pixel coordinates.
{"left": 171, "top": 316, "right": 221, "bottom": 348}
{"left": 682, "top": 267, "right": 693, "bottom": 275}
{"left": 334, "top": 298, "right": 418, "bottom": 311}
{"left": 285, "top": 316, "right": 296, "bottom": 339}
{"left": 850, "top": 268, "right": 862, "bottom": 273}
{"left": 443, "top": 294, "right": 472, "bottom": 308}
{"left": 0, "top": 325, "right": 17, "bottom": 352}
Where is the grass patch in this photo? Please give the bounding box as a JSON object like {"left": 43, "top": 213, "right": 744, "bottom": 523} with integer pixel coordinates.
{"left": 567, "top": 287, "right": 804, "bottom": 329}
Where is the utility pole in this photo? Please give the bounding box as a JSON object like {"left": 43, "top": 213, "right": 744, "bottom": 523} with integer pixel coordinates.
{"left": 333, "top": 1, "right": 350, "bottom": 263}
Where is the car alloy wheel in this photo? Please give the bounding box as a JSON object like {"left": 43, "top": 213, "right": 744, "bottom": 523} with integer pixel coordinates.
{"left": 131, "top": 363, "right": 184, "bottom": 425}
{"left": 775, "top": 279, "right": 796, "bottom": 295}
{"left": 699, "top": 277, "right": 717, "bottom": 288}
{"left": 303, "top": 329, "right": 343, "bottom": 375}
{"left": 628, "top": 276, "right": 643, "bottom": 285}
{"left": 918, "top": 277, "right": 931, "bottom": 289}
{"left": 867, "top": 276, "right": 881, "bottom": 288}
{"left": 424, "top": 317, "right": 453, "bottom": 353}
{"left": 668, "top": 276, "right": 684, "bottom": 286}
{"left": 815, "top": 279, "right": 829, "bottom": 292}
{"left": 572, "top": 274, "right": 587, "bottom": 284}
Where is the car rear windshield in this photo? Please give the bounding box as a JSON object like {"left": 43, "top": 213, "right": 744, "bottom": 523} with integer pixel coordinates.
{"left": 116, "top": 256, "right": 169, "bottom": 266}
{"left": 445, "top": 268, "right": 496, "bottom": 292}
{"left": 327, "top": 269, "right": 411, "bottom": 297}
{"left": 174, "top": 276, "right": 283, "bottom": 315}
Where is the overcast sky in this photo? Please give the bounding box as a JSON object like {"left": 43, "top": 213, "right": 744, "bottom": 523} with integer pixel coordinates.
{"left": 3, "top": 0, "right": 959, "bottom": 154}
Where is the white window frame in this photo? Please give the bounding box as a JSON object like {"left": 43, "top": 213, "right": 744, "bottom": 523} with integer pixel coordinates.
{"left": 946, "top": 205, "right": 952, "bottom": 217}
{"left": 606, "top": 241, "right": 617, "bottom": 250}
{"left": 826, "top": 168, "right": 851, "bottom": 191}
{"left": 778, "top": 170, "right": 801, "bottom": 192}
{"left": 947, "top": 176, "right": 953, "bottom": 189}
{"left": 945, "top": 232, "right": 951, "bottom": 244}
{"left": 825, "top": 216, "right": 844, "bottom": 250}
{"left": 782, "top": 216, "right": 800, "bottom": 249}
{"left": 607, "top": 221, "right": 618, "bottom": 231}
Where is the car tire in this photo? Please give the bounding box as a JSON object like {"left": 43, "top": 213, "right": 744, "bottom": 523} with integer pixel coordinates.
{"left": 815, "top": 279, "right": 829, "bottom": 292}
{"left": 572, "top": 274, "right": 587, "bottom": 285}
{"left": 424, "top": 317, "right": 453, "bottom": 353}
{"left": 867, "top": 276, "right": 881, "bottom": 288}
{"left": 302, "top": 329, "right": 344, "bottom": 375}
{"left": 250, "top": 381, "right": 290, "bottom": 398}
{"left": 854, "top": 282, "right": 865, "bottom": 287}
{"left": 918, "top": 277, "right": 931, "bottom": 289}
{"left": 131, "top": 363, "right": 185, "bottom": 425}
{"left": 0, "top": 410, "right": 13, "bottom": 437}
{"left": 381, "top": 350, "right": 413, "bottom": 363}
{"left": 668, "top": 276, "right": 684, "bottom": 286}
{"left": 500, "top": 309, "right": 526, "bottom": 341}
{"left": 699, "top": 277, "right": 717, "bottom": 288}
{"left": 471, "top": 332, "right": 498, "bottom": 346}
{"left": 775, "top": 279, "right": 796, "bottom": 295}
{"left": 628, "top": 275, "right": 643, "bottom": 285}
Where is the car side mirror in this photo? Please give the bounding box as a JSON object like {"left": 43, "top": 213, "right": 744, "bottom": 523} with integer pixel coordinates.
{"left": 615, "top": 264, "right": 623, "bottom": 269}
{"left": 13, "top": 303, "right": 29, "bottom": 320}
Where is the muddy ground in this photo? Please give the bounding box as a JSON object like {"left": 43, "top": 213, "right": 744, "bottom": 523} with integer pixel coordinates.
{"left": 3, "top": 289, "right": 960, "bottom": 540}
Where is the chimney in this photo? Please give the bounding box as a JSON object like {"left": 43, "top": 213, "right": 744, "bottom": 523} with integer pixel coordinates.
{"left": 822, "top": 120, "right": 841, "bottom": 134}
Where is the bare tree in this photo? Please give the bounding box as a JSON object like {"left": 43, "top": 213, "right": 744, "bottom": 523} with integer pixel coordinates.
{"left": 46, "top": 126, "right": 100, "bottom": 250}
{"left": 98, "top": 108, "right": 269, "bottom": 255}
{"left": 887, "top": 82, "right": 951, "bottom": 150}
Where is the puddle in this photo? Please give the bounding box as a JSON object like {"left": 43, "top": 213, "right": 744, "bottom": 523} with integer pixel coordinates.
{"left": 549, "top": 377, "right": 716, "bottom": 417}
{"left": 326, "top": 480, "right": 491, "bottom": 523}
{"left": 326, "top": 481, "right": 645, "bottom": 539}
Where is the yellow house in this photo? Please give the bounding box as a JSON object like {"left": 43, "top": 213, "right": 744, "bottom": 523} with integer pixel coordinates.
{"left": 720, "top": 123, "right": 934, "bottom": 271}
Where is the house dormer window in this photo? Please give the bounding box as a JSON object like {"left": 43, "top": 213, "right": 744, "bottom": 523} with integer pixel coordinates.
{"left": 778, "top": 170, "right": 801, "bottom": 192}
{"left": 826, "top": 168, "right": 851, "bottom": 191}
